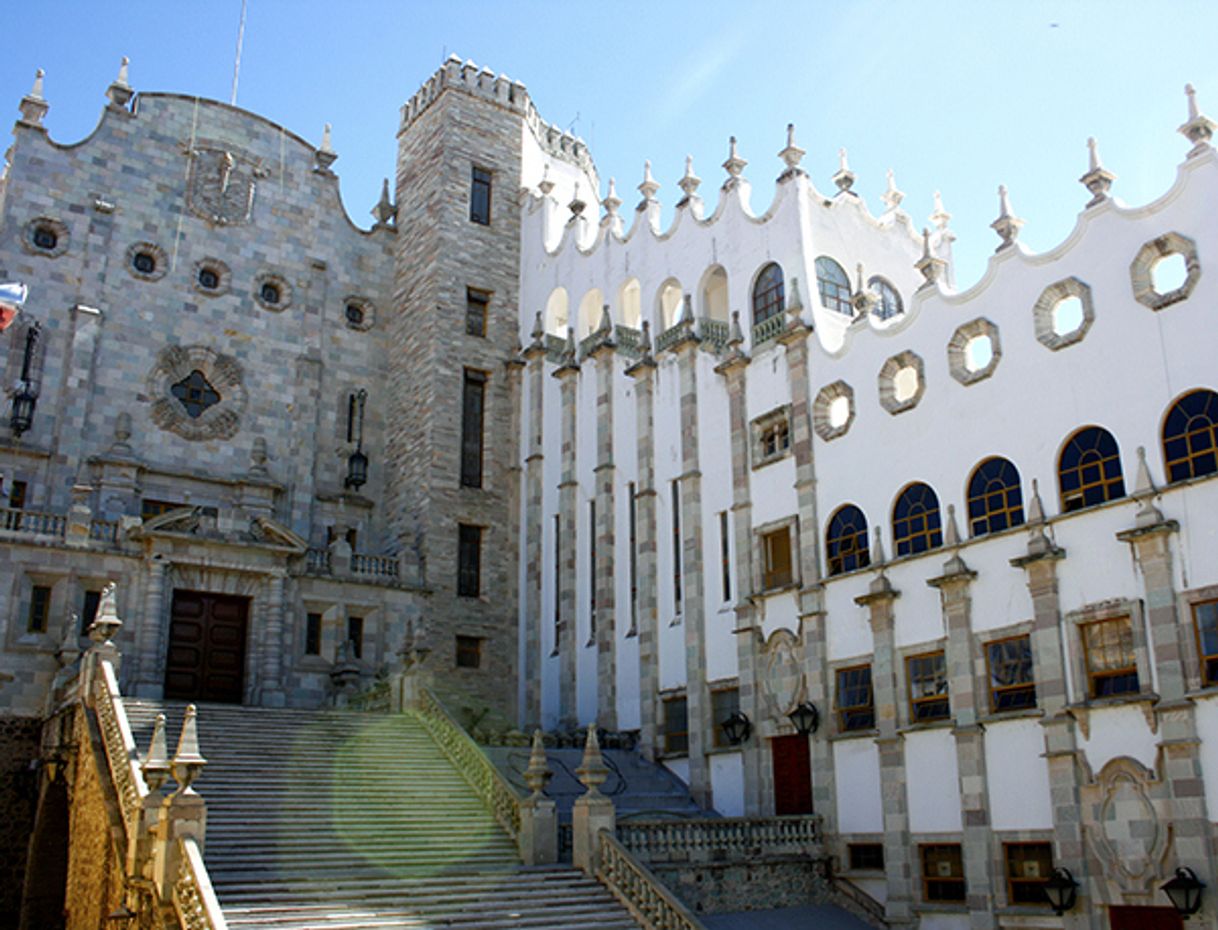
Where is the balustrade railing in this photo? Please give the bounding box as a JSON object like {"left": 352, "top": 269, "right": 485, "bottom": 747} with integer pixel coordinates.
{"left": 89, "top": 519, "right": 120, "bottom": 543}
{"left": 751, "top": 312, "right": 786, "bottom": 347}
{"left": 304, "top": 547, "right": 331, "bottom": 573}
{"left": 351, "top": 553, "right": 399, "bottom": 579}
{"left": 349, "top": 679, "right": 392, "bottom": 713}
{"left": 614, "top": 325, "right": 642, "bottom": 358}
{"left": 410, "top": 687, "right": 522, "bottom": 838}
{"left": 0, "top": 506, "right": 67, "bottom": 537}
{"left": 655, "top": 319, "right": 693, "bottom": 354}
{"left": 597, "top": 829, "right": 706, "bottom": 930}
{"left": 698, "top": 317, "right": 730, "bottom": 353}
{"left": 616, "top": 814, "right": 822, "bottom": 864}
{"left": 92, "top": 659, "right": 148, "bottom": 845}
{"left": 545, "top": 332, "right": 567, "bottom": 364}
{"left": 173, "top": 836, "right": 228, "bottom": 930}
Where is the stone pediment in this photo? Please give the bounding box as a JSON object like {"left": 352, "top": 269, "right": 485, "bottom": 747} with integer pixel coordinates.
{"left": 133, "top": 508, "right": 306, "bottom": 554}
{"left": 250, "top": 516, "right": 307, "bottom": 554}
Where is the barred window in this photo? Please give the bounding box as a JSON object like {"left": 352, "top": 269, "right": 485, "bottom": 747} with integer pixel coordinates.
{"left": 849, "top": 843, "right": 884, "bottom": 871}
{"left": 907, "top": 651, "right": 949, "bottom": 722}
{"left": 751, "top": 263, "right": 785, "bottom": 327}
{"left": 1162, "top": 389, "right": 1218, "bottom": 483}
{"left": 815, "top": 256, "right": 852, "bottom": 315}
{"left": 921, "top": 844, "right": 965, "bottom": 902}
{"left": 892, "top": 483, "right": 943, "bottom": 556}
{"left": 1082, "top": 617, "right": 1139, "bottom": 698}
{"left": 986, "top": 635, "right": 1036, "bottom": 711}
{"left": 1059, "top": 426, "right": 1125, "bottom": 511}
{"left": 966, "top": 457, "right": 1024, "bottom": 537}
{"left": 460, "top": 369, "right": 486, "bottom": 488}
{"left": 663, "top": 695, "right": 689, "bottom": 754}
{"left": 836, "top": 664, "right": 875, "bottom": 731}
{"left": 1004, "top": 842, "right": 1053, "bottom": 906}
{"left": 826, "top": 504, "right": 870, "bottom": 576}
{"left": 457, "top": 524, "right": 482, "bottom": 598}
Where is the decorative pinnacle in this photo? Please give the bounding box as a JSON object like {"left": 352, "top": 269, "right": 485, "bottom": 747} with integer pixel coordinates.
{"left": 677, "top": 155, "right": 701, "bottom": 201}
{"left": 944, "top": 504, "right": 961, "bottom": 547}
{"left": 530, "top": 310, "right": 545, "bottom": 346}
{"left": 562, "top": 326, "right": 577, "bottom": 367}
{"left": 990, "top": 184, "right": 1025, "bottom": 252}
{"left": 314, "top": 123, "right": 338, "bottom": 172}
{"left": 832, "top": 147, "right": 855, "bottom": 194}
{"left": 786, "top": 277, "right": 804, "bottom": 313}
{"left": 19, "top": 69, "right": 49, "bottom": 126}
{"left": 596, "top": 303, "right": 613, "bottom": 335}
{"left": 728, "top": 309, "right": 744, "bottom": 347}
{"left": 575, "top": 723, "right": 609, "bottom": 797}
{"left": 722, "top": 136, "right": 747, "bottom": 181}
{"left": 872, "top": 526, "right": 887, "bottom": 565}
{"left": 1079, "top": 137, "right": 1116, "bottom": 206}
{"left": 107, "top": 56, "right": 133, "bottom": 108}
{"left": 639, "top": 320, "right": 655, "bottom": 364}
{"left": 915, "top": 227, "right": 947, "bottom": 288}
{"left": 1178, "top": 83, "right": 1215, "bottom": 156}
{"left": 929, "top": 190, "right": 952, "bottom": 231}
{"left": 170, "top": 704, "right": 207, "bottom": 794}
{"left": 881, "top": 169, "right": 904, "bottom": 211}
{"left": 568, "top": 180, "right": 586, "bottom": 217}
{"left": 523, "top": 730, "right": 552, "bottom": 798}
{"left": 1133, "top": 445, "right": 1165, "bottom": 527}
{"left": 141, "top": 713, "right": 171, "bottom": 792}
{"left": 30, "top": 68, "right": 45, "bottom": 100}
{"left": 1027, "top": 479, "right": 1046, "bottom": 524}
{"left": 637, "top": 160, "right": 660, "bottom": 204}
{"left": 88, "top": 582, "right": 122, "bottom": 645}
{"left": 371, "top": 178, "right": 396, "bottom": 228}
{"left": 537, "top": 163, "right": 555, "bottom": 197}
{"left": 602, "top": 177, "right": 621, "bottom": 217}
{"left": 777, "top": 122, "right": 806, "bottom": 176}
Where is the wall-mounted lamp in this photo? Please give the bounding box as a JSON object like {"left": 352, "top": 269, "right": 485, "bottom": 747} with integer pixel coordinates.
{"left": 1042, "top": 867, "right": 1079, "bottom": 915}
{"left": 1162, "top": 866, "right": 1205, "bottom": 918}
{"left": 720, "top": 711, "right": 751, "bottom": 746}
{"left": 787, "top": 702, "right": 819, "bottom": 736}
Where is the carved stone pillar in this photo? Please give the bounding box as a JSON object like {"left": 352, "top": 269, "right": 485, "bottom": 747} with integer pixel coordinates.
{"left": 504, "top": 353, "right": 526, "bottom": 723}
{"left": 521, "top": 335, "right": 547, "bottom": 728}
{"left": 132, "top": 556, "right": 168, "bottom": 697}
{"left": 590, "top": 341, "right": 617, "bottom": 729}
{"left": 257, "top": 571, "right": 286, "bottom": 707}
{"left": 553, "top": 348, "right": 580, "bottom": 727}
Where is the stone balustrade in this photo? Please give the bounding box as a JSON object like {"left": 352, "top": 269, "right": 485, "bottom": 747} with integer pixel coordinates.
{"left": 597, "top": 828, "right": 707, "bottom": 930}
{"left": 91, "top": 658, "right": 148, "bottom": 846}
{"left": 351, "top": 552, "right": 400, "bottom": 578}
{"left": 173, "top": 836, "right": 229, "bottom": 930}
{"left": 0, "top": 505, "right": 66, "bottom": 537}
{"left": 616, "top": 814, "right": 823, "bottom": 864}
{"left": 751, "top": 312, "right": 786, "bottom": 346}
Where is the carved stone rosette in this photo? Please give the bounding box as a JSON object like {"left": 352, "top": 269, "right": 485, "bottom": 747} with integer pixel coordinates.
{"left": 147, "top": 345, "right": 247, "bottom": 441}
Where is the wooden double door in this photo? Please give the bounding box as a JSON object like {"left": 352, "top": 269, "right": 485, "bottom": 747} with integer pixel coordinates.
{"left": 164, "top": 590, "right": 250, "bottom": 704}
{"left": 1109, "top": 907, "right": 1182, "bottom": 930}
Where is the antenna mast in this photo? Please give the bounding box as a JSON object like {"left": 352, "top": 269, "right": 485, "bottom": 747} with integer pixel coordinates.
{"left": 230, "top": 0, "right": 248, "bottom": 106}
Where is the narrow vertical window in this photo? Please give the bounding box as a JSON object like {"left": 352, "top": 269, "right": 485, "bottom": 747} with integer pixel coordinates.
{"left": 460, "top": 369, "right": 486, "bottom": 488}
{"left": 458, "top": 524, "right": 482, "bottom": 597}
{"left": 28, "top": 584, "right": 51, "bottom": 634}
{"left": 79, "top": 589, "right": 102, "bottom": 635}
{"left": 305, "top": 612, "right": 322, "bottom": 656}
{"left": 470, "top": 166, "right": 492, "bottom": 225}
{"left": 719, "top": 510, "right": 731, "bottom": 602}
{"left": 9, "top": 480, "right": 27, "bottom": 510}
{"left": 553, "top": 514, "right": 561, "bottom": 635}
{"left": 466, "top": 287, "right": 490, "bottom": 337}
{"left": 456, "top": 634, "right": 482, "bottom": 668}
{"left": 346, "top": 616, "right": 364, "bottom": 659}
{"left": 671, "top": 479, "right": 682, "bottom": 613}
{"left": 628, "top": 482, "right": 638, "bottom": 631}
{"left": 589, "top": 500, "right": 597, "bottom": 625}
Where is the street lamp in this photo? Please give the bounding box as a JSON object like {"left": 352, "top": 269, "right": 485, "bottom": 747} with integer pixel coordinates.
{"left": 1162, "top": 867, "right": 1205, "bottom": 918}
{"left": 787, "top": 702, "right": 819, "bottom": 736}
{"left": 9, "top": 384, "right": 36, "bottom": 435}
{"left": 1042, "top": 867, "right": 1079, "bottom": 915}
{"left": 345, "top": 388, "right": 368, "bottom": 490}
{"left": 720, "top": 711, "right": 751, "bottom": 746}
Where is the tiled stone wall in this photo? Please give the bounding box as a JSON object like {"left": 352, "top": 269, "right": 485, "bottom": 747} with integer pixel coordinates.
{"left": 0, "top": 716, "right": 39, "bottom": 930}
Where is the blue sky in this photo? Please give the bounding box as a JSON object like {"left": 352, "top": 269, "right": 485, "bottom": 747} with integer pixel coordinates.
{"left": 3, "top": 1, "right": 1216, "bottom": 287}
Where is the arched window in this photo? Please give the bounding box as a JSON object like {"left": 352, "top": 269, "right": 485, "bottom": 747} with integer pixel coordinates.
{"left": 826, "top": 505, "right": 870, "bottom": 576}
{"left": 657, "top": 278, "right": 683, "bottom": 331}
{"left": 751, "top": 263, "right": 784, "bottom": 326}
{"left": 868, "top": 276, "right": 903, "bottom": 320}
{"left": 1059, "top": 426, "right": 1125, "bottom": 512}
{"left": 544, "top": 287, "right": 569, "bottom": 336}
{"left": 701, "top": 265, "right": 729, "bottom": 321}
{"left": 815, "top": 256, "right": 852, "bottom": 315}
{"left": 1163, "top": 389, "right": 1218, "bottom": 483}
{"left": 892, "top": 483, "right": 943, "bottom": 556}
{"left": 618, "top": 278, "right": 642, "bottom": 329}
{"left": 966, "top": 457, "right": 1025, "bottom": 536}
{"left": 577, "top": 288, "right": 604, "bottom": 338}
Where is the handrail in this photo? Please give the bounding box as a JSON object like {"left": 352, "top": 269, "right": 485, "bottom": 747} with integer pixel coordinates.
{"left": 830, "top": 872, "right": 889, "bottom": 927}
{"left": 597, "top": 828, "right": 706, "bottom": 930}
{"left": 410, "top": 686, "right": 522, "bottom": 838}
{"left": 173, "top": 836, "right": 229, "bottom": 930}
{"left": 616, "top": 814, "right": 821, "bottom": 863}
{"left": 91, "top": 658, "right": 148, "bottom": 844}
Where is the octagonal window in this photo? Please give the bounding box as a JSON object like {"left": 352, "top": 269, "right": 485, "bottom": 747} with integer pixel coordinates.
{"left": 813, "top": 381, "right": 855, "bottom": 441}
{"left": 948, "top": 318, "right": 1001, "bottom": 385}
{"left": 1052, "top": 296, "right": 1084, "bottom": 336}
{"left": 1033, "top": 277, "right": 1095, "bottom": 351}
{"left": 879, "top": 351, "right": 925, "bottom": 414}
{"left": 1130, "top": 231, "right": 1200, "bottom": 311}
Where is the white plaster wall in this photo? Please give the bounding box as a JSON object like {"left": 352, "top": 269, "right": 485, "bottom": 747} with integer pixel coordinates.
{"left": 825, "top": 576, "right": 875, "bottom": 662}
{"left": 905, "top": 729, "right": 964, "bottom": 833}
{"left": 1170, "top": 479, "right": 1218, "bottom": 591}
{"left": 614, "top": 364, "right": 641, "bottom": 729}
{"left": 833, "top": 739, "right": 883, "bottom": 833}
{"left": 664, "top": 757, "right": 690, "bottom": 788}
{"left": 1053, "top": 503, "right": 1144, "bottom": 612}
{"left": 698, "top": 354, "right": 739, "bottom": 684}
{"left": 710, "top": 752, "right": 745, "bottom": 817}
{"left": 759, "top": 592, "right": 800, "bottom": 641}
{"left": 1193, "top": 694, "right": 1218, "bottom": 821}
{"left": 1079, "top": 704, "right": 1159, "bottom": 774}
{"left": 887, "top": 560, "right": 946, "bottom": 649}
{"left": 985, "top": 718, "right": 1054, "bottom": 830}
{"left": 960, "top": 534, "right": 1035, "bottom": 633}
{"left": 917, "top": 915, "right": 970, "bottom": 930}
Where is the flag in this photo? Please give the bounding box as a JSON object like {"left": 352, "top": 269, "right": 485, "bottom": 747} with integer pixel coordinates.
{"left": 0, "top": 282, "right": 27, "bottom": 332}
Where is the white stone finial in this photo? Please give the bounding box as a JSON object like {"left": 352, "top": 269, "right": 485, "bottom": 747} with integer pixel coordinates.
{"left": 171, "top": 704, "right": 207, "bottom": 794}
{"left": 30, "top": 68, "right": 44, "bottom": 99}
{"left": 1133, "top": 445, "right": 1157, "bottom": 497}
{"left": 990, "top": 184, "right": 1025, "bottom": 251}
{"left": 1133, "top": 445, "right": 1165, "bottom": 527}
{"left": 320, "top": 123, "right": 334, "bottom": 154}
{"left": 881, "top": 168, "right": 904, "bottom": 211}
{"left": 107, "top": 56, "right": 133, "bottom": 107}
{"left": 141, "top": 713, "right": 171, "bottom": 792}
{"left": 371, "top": 177, "right": 396, "bottom": 227}
{"left": 944, "top": 504, "right": 961, "bottom": 547}
{"left": 1080, "top": 136, "right": 1116, "bottom": 206}
{"left": 117, "top": 56, "right": 130, "bottom": 85}
{"left": 538, "top": 163, "right": 555, "bottom": 197}
{"left": 851, "top": 264, "right": 877, "bottom": 316}
{"left": 777, "top": 122, "right": 806, "bottom": 176}
{"left": 1179, "top": 82, "right": 1216, "bottom": 155}
{"left": 314, "top": 123, "right": 338, "bottom": 172}
{"left": 677, "top": 154, "right": 701, "bottom": 201}
{"left": 722, "top": 136, "right": 747, "bottom": 182}
{"left": 915, "top": 227, "right": 946, "bottom": 288}
{"left": 602, "top": 177, "right": 621, "bottom": 218}
{"left": 20, "top": 69, "right": 48, "bottom": 125}
{"left": 832, "top": 147, "right": 855, "bottom": 194}
{"left": 575, "top": 723, "right": 609, "bottom": 797}
{"left": 1028, "top": 478, "right": 1045, "bottom": 524}
{"left": 929, "top": 190, "right": 951, "bottom": 230}
{"left": 568, "top": 180, "right": 586, "bottom": 218}
{"left": 872, "top": 526, "right": 887, "bottom": 565}
{"left": 638, "top": 160, "right": 660, "bottom": 204}
{"left": 597, "top": 302, "right": 613, "bottom": 335}
{"left": 1187, "top": 83, "right": 1200, "bottom": 121}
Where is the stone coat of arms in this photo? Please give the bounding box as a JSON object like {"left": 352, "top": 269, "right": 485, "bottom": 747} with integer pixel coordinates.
{"left": 185, "top": 144, "right": 267, "bottom": 226}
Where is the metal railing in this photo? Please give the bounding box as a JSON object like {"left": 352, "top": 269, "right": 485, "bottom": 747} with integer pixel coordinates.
{"left": 597, "top": 828, "right": 706, "bottom": 930}
{"left": 616, "top": 814, "right": 822, "bottom": 864}
{"left": 173, "top": 836, "right": 228, "bottom": 930}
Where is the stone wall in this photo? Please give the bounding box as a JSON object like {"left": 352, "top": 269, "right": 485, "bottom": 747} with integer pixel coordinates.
{"left": 650, "top": 857, "right": 830, "bottom": 915}
{"left": 63, "top": 712, "right": 124, "bottom": 930}
{"left": 0, "top": 716, "right": 40, "bottom": 930}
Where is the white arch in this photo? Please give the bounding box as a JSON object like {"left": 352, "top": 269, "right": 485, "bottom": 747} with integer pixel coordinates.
{"left": 656, "top": 277, "right": 683, "bottom": 331}
{"left": 618, "top": 278, "right": 642, "bottom": 328}
{"left": 577, "top": 288, "right": 604, "bottom": 338}
{"left": 545, "top": 286, "right": 569, "bottom": 336}
{"left": 700, "top": 265, "right": 729, "bottom": 322}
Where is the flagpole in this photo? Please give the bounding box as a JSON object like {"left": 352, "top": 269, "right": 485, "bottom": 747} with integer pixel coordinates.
{"left": 230, "top": 0, "right": 247, "bottom": 106}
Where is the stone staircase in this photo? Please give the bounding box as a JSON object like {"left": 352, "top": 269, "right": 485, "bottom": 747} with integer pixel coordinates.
{"left": 124, "top": 701, "right": 643, "bottom": 929}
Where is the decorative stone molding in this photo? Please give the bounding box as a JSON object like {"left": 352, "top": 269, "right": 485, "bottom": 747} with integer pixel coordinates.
{"left": 760, "top": 628, "right": 805, "bottom": 722}
{"left": 1129, "top": 232, "right": 1200, "bottom": 310}
{"left": 1082, "top": 756, "right": 1173, "bottom": 895}
{"left": 147, "top": 345, "right": 246, "bottom": 441}
{"left": 812, "top": 380, "right": 855, "bottom": 441}
{"left": 878, "top": 350, "right": 925, "bottom": 415}
{"left": 192, "top": 258, "right": 231, "bottom": 297}
{"left": 1033, "top": 276, "right": 1094, "bottom": 350}
{"left": 254, "top": 272, "right": 292, "bottom": 311}
{"left": 125, "top": 241, "right": 169, "bottom": 282}
{"left": 750, "top": 405, "right": 793, "bottom": 468}
{"left": 342, "top": 295, "right": 376, "bottom": 331}
{"left": 22, "top": 216, "right": 69, "bottom": 258}
{"left": 946, "top": 317, "right": 1001, "bottom": 385}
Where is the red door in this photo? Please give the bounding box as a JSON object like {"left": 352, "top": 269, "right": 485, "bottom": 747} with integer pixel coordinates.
{"left": 164, "top": 590, "right": 249, "bottom": 703}
{"left": 1109, "top": 906, "right": 1183, "bottom": 930}
{"left": 771, "top": 733, "right": 813, "bottom": 815}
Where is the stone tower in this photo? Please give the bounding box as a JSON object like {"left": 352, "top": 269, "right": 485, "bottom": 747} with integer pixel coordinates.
{"left": 389, "top": 56, "right": 595, "bottom": 720}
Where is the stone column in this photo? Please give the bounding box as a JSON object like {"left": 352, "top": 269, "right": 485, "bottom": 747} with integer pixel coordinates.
{"left": 289, "top": 354, "right": 323, "bottom": 537}
{"left": 1010, "top": 520, "right": 1093, "bottom": 929}
{"left": 504, "top": 353, "right": 526, "bottom": 720}
{"left": 626, "top": 331, "right": 659, "bottom": 759}
{"left": 257, "top": 572, "right": 286, "bottom": 707}
{"left": 590, "top": 334, "right": 617, "bottom": 729}
{"left": 132, "top": 556, "right": 168, "bottom": 698}
{"left": 521, "top": 326, "right": 547, "bottom": 729}
{"left": 928, "top": 544, "right": 993, "bottom": 930}
{"left": 856, "top": 570, "right": 915, "bottom": 927}
{"left": 553, "top": 336, "right": 580, "bottom": 727}
{"left": 672, "top": 331, "right": 711, "bottom": 808}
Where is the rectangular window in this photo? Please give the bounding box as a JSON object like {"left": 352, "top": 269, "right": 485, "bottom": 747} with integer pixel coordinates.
{"left": 671, "top": 480, "right": 682, "bottom": 613}
{"left": 456, "top": 634, "right": 482, "bottom": 669}
{"left": 141, "top": 498, "right": 185, "bottom": 519}
{"left": 848, "top": 843, "right": 885, "bottom": 872}
{"left": 79, "top": 589, "right": 102, "bottom": 635}
{"left": 663, "top": 695, "right": 689, "bottom": 754}
{"left": 27, "top": 584, "right": 51, "bottom": 634}
{"left": 457, "top": 524, "right": 482, "bottom": 598}
{"left": 711, "top": 686, "right": 740, "bottom": 749}
{"left": 986, "top": 635, "right": 1036, "bottom": 711}
{"left": 553, "top": 514, "right": 561, "bottom": 633}
{"left": 1082, "top": 617, "right": 1139, "bottom": 698}
{"left": 9, "top": 479, "right": 26, "bottom": 510}
{"left": 470, "top": 166, "right": 492, "bottom": 225}
{"left": 836, "top": 664, "right": 875, "bottom": 731}
{"left": 1195, "top": 599, "right": 1218, "bottom": 686}
{"left": 460, "top": 369, "right": 486, "bottom": 488}
{"left": 465, "top": 287, "right": 490, "bottom": 337}
{"left": 628, "top": 483, "right": 638, "bottom": 630}
{"left": 346, "top": 616, "right": 363, "bottom": 659}
{"left": 1004, "top": 842, "right": 1053, "bottom": 906}
{"left": 719, "top": 511, "right": 732, "bottom": 603}
{"left": 921, "top": 844, "right": 966, "bottom": 902}
{"left": 305, "top": 612, "right": 322, "bottom": 656}
{"left": 761, "top": 527, "right": 793, "bottom": 591}
{"left": 589, "top": 500, "right": 597, "bottom": 621}
{"left": 907, "top": 651, "right": 950, "bottom": 722}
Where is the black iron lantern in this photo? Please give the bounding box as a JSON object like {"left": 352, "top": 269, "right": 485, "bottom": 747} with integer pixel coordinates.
{"left": 344, "top": 388, "right": 368, "bottom": 490}
{"left": 345, "top": 448, "right": 368, "bottom": 490}
{"left": 1042, "top": 867, "right": 1079, "bottom": 915}
{"left": 10, "top": 385, "right": 36, "bottom": 435}
{"left": 1162, "top": 866, "right": 1205, "bottom": 917}
{"left": 720, "top": 711, "right": 751, "bottom": 746}
{"left": 787, "top": 702, "right": 819, "bottom": 736}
